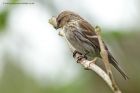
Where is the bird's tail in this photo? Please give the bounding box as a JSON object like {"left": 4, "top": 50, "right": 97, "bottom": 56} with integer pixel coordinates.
{"left": 108, "top": 53, "right": 129, "bottom": 80}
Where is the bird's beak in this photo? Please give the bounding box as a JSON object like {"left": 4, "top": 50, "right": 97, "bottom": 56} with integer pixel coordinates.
{"left": 49, "top": 17, "right": 58, "bottom": 30}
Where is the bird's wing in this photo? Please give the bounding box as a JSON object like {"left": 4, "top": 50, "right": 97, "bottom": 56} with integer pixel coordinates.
{"left": 70, "top": 20, "right": 99, "bottom": 53}
{"left": 78, "top": 20, "right": 129, "bottom": 79}
{"left": 78, "top": 20, "right": 106, "bottom": 52}
{"left": 78, "top": 20, "right": 115, "bottom": 58}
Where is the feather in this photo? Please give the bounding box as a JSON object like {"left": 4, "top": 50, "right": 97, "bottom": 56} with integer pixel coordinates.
{"left": 79, "top": 20, "right": 128, "bottom": 79}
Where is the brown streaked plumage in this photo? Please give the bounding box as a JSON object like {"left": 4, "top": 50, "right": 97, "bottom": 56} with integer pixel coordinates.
{"left": 53, "top": 11, "right": 128, "bottom": 79}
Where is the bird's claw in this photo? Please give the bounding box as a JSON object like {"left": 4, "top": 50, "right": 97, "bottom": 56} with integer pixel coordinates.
{"left": 76, "top": 55, "right": 87, "bottom": 63}
{"left": 73, "top": 50, "right": 82, "bottom": 57}
{"left": 73, "top": 51, "right": 87, "bottom": 63}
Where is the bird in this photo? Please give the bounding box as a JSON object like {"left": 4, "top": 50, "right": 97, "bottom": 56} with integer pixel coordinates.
{"left": 51, "top": 11, "right": 128, "bottom": 80}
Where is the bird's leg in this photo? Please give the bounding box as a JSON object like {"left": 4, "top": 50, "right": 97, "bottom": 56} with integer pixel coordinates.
{"left": 73, "top": 50, "right": 87, "bottom": 63}
{"left": 84, "top": 57, "right": 98, "bottom": 70}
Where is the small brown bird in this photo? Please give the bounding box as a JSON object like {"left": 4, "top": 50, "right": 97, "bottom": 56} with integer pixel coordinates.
{"left": 52, "top": 11, "right": 128, "bottom": 79}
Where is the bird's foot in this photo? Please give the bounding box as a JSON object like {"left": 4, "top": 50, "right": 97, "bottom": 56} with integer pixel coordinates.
{"left": 73, "top": 51, "right": 87, "bottom": 63}
{"left": 77, "top": 55, "right": 87, "bottom": 63}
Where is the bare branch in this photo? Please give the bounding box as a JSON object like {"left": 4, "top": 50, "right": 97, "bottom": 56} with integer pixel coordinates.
{"left": 49, "top": 17, "right": 122, "bottom": 93}
{"left": 95, "top": 26, "right": 122, "bottom": 93}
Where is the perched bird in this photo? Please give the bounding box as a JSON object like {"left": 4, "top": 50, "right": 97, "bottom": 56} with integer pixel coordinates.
{"left": 52, "top": 11, "right": 128, "bottom": 80}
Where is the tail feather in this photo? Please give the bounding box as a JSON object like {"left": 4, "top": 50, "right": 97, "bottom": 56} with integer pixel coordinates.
{"left": 108, "top": 53, "right": 129, "bottom": 80}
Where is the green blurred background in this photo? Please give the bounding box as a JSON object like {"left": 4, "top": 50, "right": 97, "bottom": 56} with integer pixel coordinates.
{"left": 0, "top": 0, "right": 140, "bottom": 93}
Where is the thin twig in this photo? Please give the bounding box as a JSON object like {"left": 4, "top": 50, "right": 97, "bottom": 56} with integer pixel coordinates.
{"left": 49, "top": 17, "right": 122, "bottom": 93}
{"left": 95, "top": 26, "right": 121, "bottom": 93}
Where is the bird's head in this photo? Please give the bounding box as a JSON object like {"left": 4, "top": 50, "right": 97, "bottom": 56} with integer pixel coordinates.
{"left": 49, "top": 11, "right": 82, "bottom": 29}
